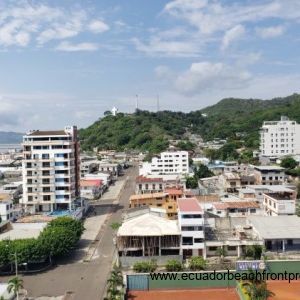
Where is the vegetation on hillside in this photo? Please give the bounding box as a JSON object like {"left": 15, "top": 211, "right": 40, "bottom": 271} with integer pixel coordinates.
{"left": 79, "top": 94, "right": 300, "bottom": 156}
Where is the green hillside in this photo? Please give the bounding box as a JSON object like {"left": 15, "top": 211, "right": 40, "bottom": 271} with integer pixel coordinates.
{"left": 79, "top": 93, "right": 300, "bottom": 153}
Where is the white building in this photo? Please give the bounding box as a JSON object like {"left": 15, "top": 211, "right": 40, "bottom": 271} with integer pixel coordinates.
{"left": 0, "top": 200, "right": 13, "bottom": 221}
{"left": 253, "top": 166, "right": 286, "bottom": 185}
{"left": 260, "top": 116, "right": 300, "bottom": 157}
{"left": 21, "top": 126, "right": 80, "bottom": 213}
{"left": 263, "top": 191, "right": 296, "bottom": 216}
{"left": 177, "top": 198, "right": 205, "bottom": 258}
{"left": 140, "top": 151, "right": 189, "bottom": 176}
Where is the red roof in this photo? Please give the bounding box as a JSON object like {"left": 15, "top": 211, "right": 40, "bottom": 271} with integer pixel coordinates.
{"left": 80, "top": 179, "right": 102, "bottom": 187}
{"left": 165, "top": 188, "right": 183, "bottom": 196}
{"left": 177, "top": 198, "right": 203, "bottom": 212}
{"left": 136, "top": 176, "right": 163, "bottom": 183}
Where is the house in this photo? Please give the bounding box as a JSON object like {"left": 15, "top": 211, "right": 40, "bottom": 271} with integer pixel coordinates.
{"left": 177, "top": 198, "right": 205, "bottom": 258}
{"left": 211, "top": 201, "right": 260, "bottom": 217}
{"left": 248, "top": 215, "right": 300, "bottom": 252}
{"left": 253, "top": 166, "right": 286, "bottom": 185}
{"left": 135, "top": 176, "right": 164, "bottom": 194}
{"left": 219, "top": 172, "right": 241, "bottom": 193}
{"left": 263, "top": 190, "right": 296, "bottom": 216}
{"left": 116, "top": 211, "right": 181, "bottom": 266}
{"left": 80, "top": 179, "right": 103, "bottom": 200}
{"left": 0, "top": 200, "right": 13, "bottom": 222}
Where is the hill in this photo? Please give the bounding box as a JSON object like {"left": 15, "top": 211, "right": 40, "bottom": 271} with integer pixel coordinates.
{"left": 0, "top": 131, "right": 23, "bottom": 144}
{"left": 79, "top": 93, "right": 300, "bottom": 153}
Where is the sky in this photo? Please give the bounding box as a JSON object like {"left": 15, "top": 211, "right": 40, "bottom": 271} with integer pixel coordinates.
{"left": 1, "top": 0, "right": 300, "bottom": 132}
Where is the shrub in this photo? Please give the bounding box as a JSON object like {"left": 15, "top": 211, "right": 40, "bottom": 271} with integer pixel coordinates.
{"left": 165, "top": 259, "right": 183, "bottom": 272}
{"left": 189, "top": 256, "right": 206, "bottom": 271}
{"left": 133, "top": 260, "right": 157, "bottom": 273}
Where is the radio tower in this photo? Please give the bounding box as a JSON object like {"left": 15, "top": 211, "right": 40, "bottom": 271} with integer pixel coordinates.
{"left": 135, "top": 94, "right": 139, "bottom": 112}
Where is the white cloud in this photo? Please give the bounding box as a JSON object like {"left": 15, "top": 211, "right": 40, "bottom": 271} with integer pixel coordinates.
{"left": 55, "top": 41, "right": 98, "bottom": 52}
{"left": 221, "top": 24, "right": 245, "bottom": 50}
{"left": 173, "top": 61, "right": 251, "bottom": 95}
{"left": 256, "top": 25, "right": 285, "bottom": 38}
{"left": 88, "top": 20, "right": 109, "bottom": 33}
{"left": 164, "top": 0, "right": 300, "bottom": 35}
{"left": 0, "top": 2, "right": 109, "bottom": 49}
{"left": 132, "top": 36, "right": 200, "bottom": 57}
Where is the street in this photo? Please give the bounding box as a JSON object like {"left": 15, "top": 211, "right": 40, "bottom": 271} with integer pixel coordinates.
{"left": 0, "top": 164, "right": 138, "bottom": 300}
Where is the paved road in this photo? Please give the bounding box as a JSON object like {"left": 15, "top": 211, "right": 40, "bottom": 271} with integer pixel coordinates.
{"left": 1, "top": 165, "right": 138, "bottom": 300}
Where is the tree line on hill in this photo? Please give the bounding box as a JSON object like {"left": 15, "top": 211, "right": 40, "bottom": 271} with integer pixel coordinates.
{"left": 79, "top": 94, "right": 300, "bottom": 159}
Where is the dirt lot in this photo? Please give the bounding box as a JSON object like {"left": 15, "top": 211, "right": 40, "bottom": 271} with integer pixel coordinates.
{"left": 268, "top": 280, "right": 300, "bottom": 300}
{"left": 128, "top": 288, "right": 239, "bottom": 300}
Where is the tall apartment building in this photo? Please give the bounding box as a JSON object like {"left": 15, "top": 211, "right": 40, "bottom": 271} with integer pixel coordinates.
{"left": 260, "top": 116, "right": 300, "bottom": 157}
{"left": 139, "top": 151, "right": 189, "bottom": 176}
{"left": 22, "top": 126, "right": 80, "bottom": 213}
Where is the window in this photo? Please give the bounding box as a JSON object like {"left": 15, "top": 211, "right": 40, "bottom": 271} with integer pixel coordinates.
{"left": 182, "top": 214, "right": 202, "bottom": 219}
{"left": 182, "top": 237, "right": 193, "bottom": 245}
{"left": 209, "top": 246, "right": 217, "bottom": 251}
{"left": 42, "top": 154, "right": 50, "bottom": 159}
{"left": 227, "top": 246, "right": 236, "bottom": 251}
{"left": 43, "top": 195, "right": 51, "bottom": 201}
{"left": 194, "top": 238, "right": 204, "bottom": 243}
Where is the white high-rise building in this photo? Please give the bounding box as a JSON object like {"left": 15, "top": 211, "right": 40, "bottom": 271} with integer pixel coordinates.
{"left": 22, "top": 126, "right": 80, "bottom": 213}
{"left": 139, "top": 151, "right": 189, "bottom": 176}
{"left": 260, "top": 116, "right": 300, "bottom": 157}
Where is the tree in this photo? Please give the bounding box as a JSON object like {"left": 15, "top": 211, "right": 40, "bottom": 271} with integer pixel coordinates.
{"left": 104, "top": 111, "right": 112, "bottom": 116}
{"left": 186, "top": 176, "right": 198, "bottom": 189}
{"left": 165, "top": 259, "right": 183, "bottom": 272}
{"left": 105, "top": 264, "right": 124, "bottom": 300}
{"left": 7, "top": 276, "right": 23, "bottom": 300}
{"left": 194, "top": 164, "right": 214, "bottom": 179}
{"left": 110, "top": 222, "right": 121, "bottom": 231}
{"left": 245, "top": 245, "right": 263, "bottom": 260}
{"left": 189, "top": 256, "right": 206, "bottom": 271}
{"left": 216, "top": 246, "right": 227, "bottom": 263}
{"left": 280, "top": 156, "right": 298, "bottom": 169}
{"left": 245, "top": 281, "right": 275, "bottom": 300}
{"left": 133, "top": 260, "right": 157, "bottom": 273}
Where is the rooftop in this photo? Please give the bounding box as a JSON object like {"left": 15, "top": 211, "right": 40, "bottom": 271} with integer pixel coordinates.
{"left": 177, "top": 198, "right": 203, "bottom": 212}
{"left": 117, "top": 213, "right": 180, "bottom": 236}
{"left": 80, "top": 179, "right": 102, "bottom": 187}
{"left": 0, "top": 222, "right": 47, "bottom": 240}
{"left": 264, "top": 192, "right": 294, "bottom": 200}
{"left": 165, "top": 188, "right": 183, "bottom": 196}
{"left": 254, "top": 166, "right": 285, "bottom": 171}
{"left": 136, "top": 175, "right": 163, "bottom": 183}
{"left": 130, "top": 192, "right": 168, "bottom": 201}
{"left": 26, "top": 130, "right": 67, "bottom": 136}
{"left": 248, "top": 215, "right": 300, "bottom": 239}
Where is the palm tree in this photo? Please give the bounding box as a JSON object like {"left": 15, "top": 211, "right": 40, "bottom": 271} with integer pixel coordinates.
{"left": 105, "top": 265, "right": 124, "bottom": 300}
{"left": 7, "top": 276, "right": 23, "bottom": 300}
{"left": 245, "top": 281, "right": 275, "bottom": 300}
{"left": 216, "top": 246, "right": 227, "bottom": 263}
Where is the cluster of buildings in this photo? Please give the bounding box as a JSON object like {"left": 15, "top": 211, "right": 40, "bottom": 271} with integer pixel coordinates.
{"left": 116, "top": 116, "right": 300, "bottom": 265}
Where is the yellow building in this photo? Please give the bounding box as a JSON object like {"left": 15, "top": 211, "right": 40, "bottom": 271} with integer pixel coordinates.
{"left": 129, "top": 188, "right": 184, "bottom": 219}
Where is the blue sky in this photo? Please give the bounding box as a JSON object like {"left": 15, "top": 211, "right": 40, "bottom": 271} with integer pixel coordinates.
{"left": 1, "top": 0, "right": 300, "bottom": 131}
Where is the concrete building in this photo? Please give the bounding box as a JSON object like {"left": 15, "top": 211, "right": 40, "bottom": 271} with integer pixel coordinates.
{"left": 139, "top": 151, "right": 189, "bottom": 176}
{"left": 263, "top": 190, "right": 296, "bottom": 216}
{"left": 260, "top": 116, "right": 300, "bottom": 157}
{"left": 211, "top": 201, "right": 260, "bottom": 217}
{"left": 135, "top": 176, "right": 164, "bottom": 194}
{"left": 21, "top": 126, "right": 80, "bottom": 213}
{"left": 248, "top": 215, "right": 300, "bottom": 252}
{"left": 129, "top": 189, "right": 183, "bottom": 219}
{"left": 0, "top": 200, "right": 13, "bottom": 221}
{"left": 177, "top": 198, "right": 205, "bottom": 258}
{"left": 253, "top": 166, "right": 286, "bottom": 185}
{"left": 117, "top": 211, "right": 181, "bottom": 266}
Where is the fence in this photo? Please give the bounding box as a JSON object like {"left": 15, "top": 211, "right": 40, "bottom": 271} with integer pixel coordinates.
{"left": 126, "top": 260, "right": 300, "bottom": 291}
